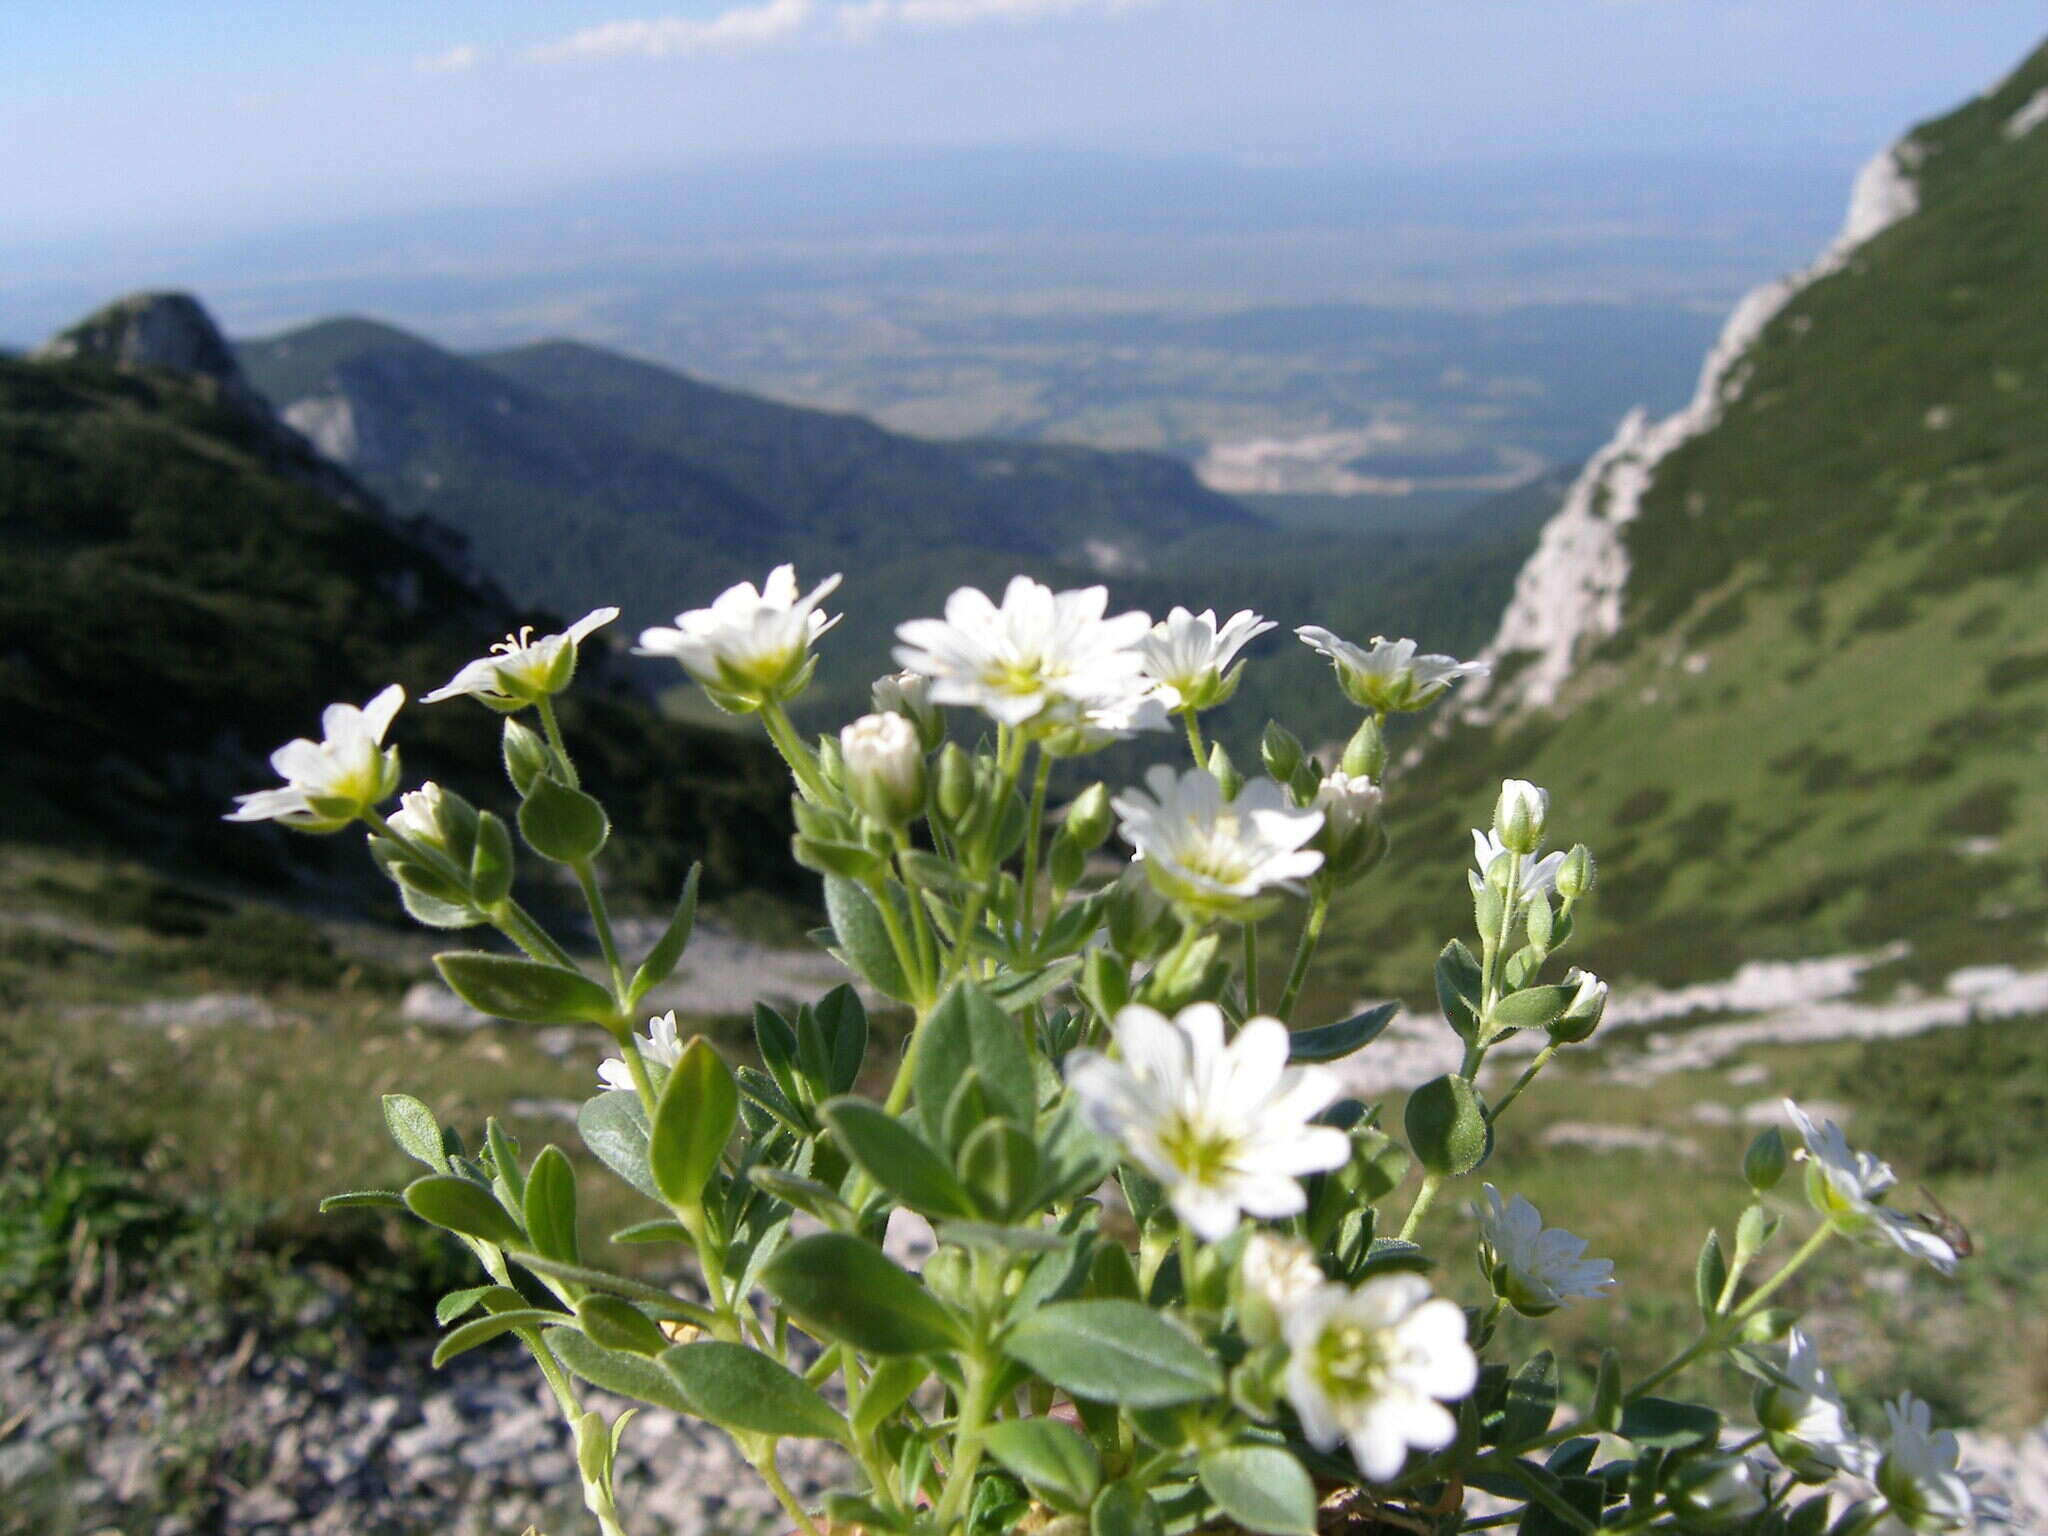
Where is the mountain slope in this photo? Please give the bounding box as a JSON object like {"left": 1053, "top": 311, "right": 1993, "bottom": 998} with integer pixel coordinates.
{"left": 235, "top": 323, "right": 1254, "bottom": 631}
{"left": 0, "top": 301, "right": 798, "bottom": 903}
{"left": 1321, "top": 40, "right": 2048, "bottom": 999}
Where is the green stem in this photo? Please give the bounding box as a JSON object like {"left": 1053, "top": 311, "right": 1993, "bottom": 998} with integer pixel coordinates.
{"left": 536, "top": 696, "right": 580, "bottom": 789}
{"left": 760, "top": 701, "right": 833, "bottom": 805}
{"left": 1241, "top": 922, "right": 1260, "bottom": 1015}
{"left": 1398, "top": 1172, "right": 1444, "bottom": 1243}
{"left": 362, "top": 809, "right": 578, "bottom": 969}
{"left": 897, "top": 844, "right": 941, "bottom": 991}
{"left": 1019, "top": 750, "right": 1053, "bottom": 940}
{"left": 755, "top": 1449, "right": 823, "bottom": 1536}
{"left": 575, "top": 859, "right": 629, "bottom": 1001}
{"left": 1487, "top": 1043, "right": 1559, "bottom": 1126}
{"left": 882, "top": 998, "right": 937, "bottom": 1116}
{"left": 932, "top": 1355, "right": 998, "bottom": 1529}
{"left": 1181, "top": 708, "right": 1206, "bottom": 767}
{"left": 866, "top": 873, "right": 931, "bottom": 1008}
{"left": 1628, "top": 1222, "right": 1836, "bottom": 1401}
{"left": 1275, "top": 887, "right": 1329, "bottom": 1023}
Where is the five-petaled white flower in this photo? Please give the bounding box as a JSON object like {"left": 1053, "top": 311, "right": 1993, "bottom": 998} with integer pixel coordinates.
{"left": 598, "top": 1011, "right": 686, "bottom": 1093}
{"left": 636, "top": 566, "right": 841, "bottom": 711}
{"left": 1469, "top": 828, "right": 1566, "bottom": 901}
{"left": 893, "top": 577, "right": 1151, "bottom": 728}
{"left": 1037, "top": 683, "right": 1172, "bottom": 758}
{"left": 1237, "top": 1232, "right": 1328, "bottom": 1348}
{"left": 1138, "top": 607, "right": 1274, "bottom": 712}
{"left": 1282, "top": 1273, "right": 1478, "bottom": 1483}
{"left": 423, "top": 607, "right": 619, "bottom": 709}
{"left": 1871, "top": 1392, "right": 2008, "bottom": 1532}
{"left": 1295, "top": 628, "right": 1486, "bottom": 714}
{"left": 1784, "top": 1102, "right": 1958, "bottom": 1275}
{"left": 1114, "top": 765, "right": 1323, "bottom": 919}
{"left": 1066, "top": 1003, "right": 1348, "bottom": 1241}
{"left": 226, "top": 685, "right": 405, "bottom": 832}
{"left": 1477, "top": 1185, "right": 1616, "bottom": 1316}
{"left": 1756, "top": 1328, "right": 1860, "bottom": 1478}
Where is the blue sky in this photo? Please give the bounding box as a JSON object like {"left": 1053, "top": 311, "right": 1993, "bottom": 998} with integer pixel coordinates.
{"left": 5, "top": 1, "right": 2044, "bottom": 244}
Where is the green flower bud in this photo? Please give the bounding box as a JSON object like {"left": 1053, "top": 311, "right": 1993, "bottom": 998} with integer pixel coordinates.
{"left": 1206, "top": 741, "right": 1243, "bottom": 801}
{"left": 1340, "top": 713, "right": 1386, "bottom": 781}
{"left": 1555, "top": 843, "right": 1596, "bottom": 902}
{"left": 934, "top": 743, "right": 976, "bottom": 825}
{"left": 1743, "top": 1127, "right": 1789, "bottom": 1192}
{"left": 1493, "top": 778, "right": 1548, "bottom": 855}
{"left": 502, "top": 718, "right": 552, "bottom": 797}
{"left": 1260, "top": 721, "right": 1304, "bottom": 785}
{"left": 1064, "top": 782, "right": 1112, "bottom": 851}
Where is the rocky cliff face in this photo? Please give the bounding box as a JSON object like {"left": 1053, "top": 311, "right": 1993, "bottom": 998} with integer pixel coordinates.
{"left": 34, "top": 290, "right": 271, "bottom": 419}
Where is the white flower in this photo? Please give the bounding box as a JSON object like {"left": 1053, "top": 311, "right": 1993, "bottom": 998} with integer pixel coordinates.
{"left": 1066, "top": 1003, "right": 1348, "bottom": 1241}
{"left": 1295, "top": 628, "right": 1486, "bottom": 714}
{"left": 598, "top": 1011, "right": 686, "bottom": 1092}
{"left": 1281, "top": 1273, "right": 1478, "bottom": 1483}
{"left": 1237, "top": 1233, "right": 1328, "bottom": 1348}
{"left": 423, "top": 607, "right": 618, "bottom": 708}
{"left": 840, "top": 711, "right": 926, "bottom": 826}
{"left": 226, "top": 685, "right": 405, "bottom": 832}
{"left": 1469, "top": 829, "right": 1566, "bottom": 900}
{"left": 1138, "top": 607, "right": 1273, "bottom": 712}
{"left": 893, "top": 577, "right": 1150, "bottom": 728}
{"left": 1113, "top": 765, "right": 1323, "bottom": 919}
{"left": 1038, "top": 682, "right": 1172, "bottom": 758}
{"left": 387, "top": 781, "right": 459, "bottom": 850}
{"left": 1873, "top": 1393, "right": 2007, "bottom": 1531}
{"left": 1756, "top": 1329, "right": 1860, "bottom": 1477}
{"left": 636, "top": 566, "right": 841, "bottom": 710}
{"left": 1552, "top": 968, "right": 1609, "bottom": 1042}
{"left": 1477, "top": 1185, "right": 1616, "bottom": 1316}
{"left": 1784, "top": 1102, "right": 1958, "bottom": 1275}
{"left": 871, "top": 670, "right": 943, "bottom": 749}
{"left": 1493, "top": 778, "right": 1548, "bottom": 854}
{"left": 1312, "top": 770, "right": 1383, "bottom": 839}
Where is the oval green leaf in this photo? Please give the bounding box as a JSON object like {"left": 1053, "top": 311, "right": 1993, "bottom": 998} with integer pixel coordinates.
{"left": 404, "top": 1174, "right": 525, "bottom": 1246}
{"left": 1002, "top": 1300, "right": 1223, "bottom": 1407}
{"left": 651, "top": 1036, "right": 738, "bottom": 1210}
{"left": 435, "top": 952, "right": 618, "bottom": 1025}
{"left": 762, "top": 1232, "right": 964, "bottom": 1355}
{"left": 821, "top": 1097, "right": 976, "bottom": 1219}
{"left": 982, "top": 1419, "right": 1102, "bottom": 1513}
{"left": 662, "top": 1341, "right": 849, "bottom": 1441}
{"left": 1197, "top": 1444, "right": 1318, "bottom": 1536}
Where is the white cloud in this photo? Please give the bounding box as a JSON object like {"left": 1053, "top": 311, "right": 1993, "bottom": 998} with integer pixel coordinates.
{"left": 411, "top": 43, "right": 482, "bottom": 76}
{"left": 839, "top": 0, "right": 1153, "bottom": 38}
{"left": 528, "top": 0, "right": 815, "bottom": 62}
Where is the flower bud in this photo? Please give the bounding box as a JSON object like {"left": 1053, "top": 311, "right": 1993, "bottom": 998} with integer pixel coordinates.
{"left": 388, "top": 781, "right": 480, "bottom": 863}
{"left": 1555, "top": 843, "right": 1596, "bottom": 903}
{"left": 933, "top": 742, "right": 976, "bottom": 825}
{"left": 840, "top": 712, "right": 926, "bottom": 828}
{"left": 1548, "top": 967, "right": 1608, "bottom": 1044}
{"left": 1260, "top": 721, "right": 1304, "bottom": 786}
{"left": 1667, "top": 1455, "right": 1767, "bottom": 1530}
{"left": 1235, "top": 1233, "right": 1325, "bottom": 1348}
{"left": 1743, "top": 1126, "right": 1789, "bottom": 1192}
{"left": 502, "top": 718, "right": 552, "bottom": 796}
{"left": 1493, "top": 778, "right": 1548, "bottom": 855}
{"left": 1063, "top": 783, "right": 1112, "bottom": 852}
{"left": 1206, "top": 741, "right": 1243, "bottom": 802}
{"left": 1311, "top": 770, "right": 1387, "bottom": 885}
{"left": 871, "top": 669, "right": 944, "bottom": 751}
{"left": 1340, "top": 714, "right": 1386, "bottom": 781}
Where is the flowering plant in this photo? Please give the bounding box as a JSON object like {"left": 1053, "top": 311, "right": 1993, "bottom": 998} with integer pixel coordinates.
{"left": 239, "top": 572, "right": 2002, "bottom": 1536}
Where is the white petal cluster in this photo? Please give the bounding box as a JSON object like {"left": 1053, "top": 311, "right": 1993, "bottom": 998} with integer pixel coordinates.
{"left": 893, "top": 577, "right": 1151, "bottom": 728}
{"left": 1066, "top": 1003, "right": 1348, "bottom": 1240}
{"left": 1137, "top": 607, "right": 1273, "bottom": 712}
{"left": 1784, "top": 1102, "right": 1958, "bottom": 1275}
{"left": 1871, "top": 1393, "right": 2008, "bottom": 1531}
{"left": 1312, "top": 770, "right": 1383, "bottom": 839}
{"left": 423, "top": 607, "right": 618, "bottom": 707}
{"left": 1469, "top": 828, "right": 1566, "bottom": 899}
{"left": 226, "top": 685, "right": 405, "bottom": 831}
{"left": 1114, "top": 765, "right": 1323, "bottom": 918}
{"left": 1281, "top": 1273, "right": 1479, "bottom": 1483}
{"left": 598, "top": 1011, "right": 686, "bottom": 1093}
{"left": 1756, "top": 1328, "right": 1860, "bottom": 1476}
{"left": 637, "top": 566, "right": 841, "bottom": 709}
{"left": 1295, "top": 628, "right": 1486, "bottom": 713}
{"left": 1477, "top": 1185, "right": 1616, "bottom": 1316}
{"left": 840, "top": 710, "right": 926, "bottom": 825}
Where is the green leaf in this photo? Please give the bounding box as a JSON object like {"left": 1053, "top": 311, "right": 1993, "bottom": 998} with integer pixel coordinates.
{"left": 824, "top": 875, "right": 912, "bottom": 1001}
{"left": 662, "top": 1341, "right": 849, "bottom": 1441}
{"left": 958, "top": 1118, "right": 1039, "bottom": 1223}
{"left": 1592, "top": 1349, "right": 1622, "bottom": 1432}
{"left": 575, "top": 1295, "right": 669, "bottom": 1356}
{"left": 610, "top": 1218, "right": 691, "bottom": 1245}
{"left": 628, "top": 864, "right": 700, "bottom": 1003}
{"left": 1501, "top": 1350, "right": 1557, "bottom": 1446}
{"left": 651, "top": 1037, "right": 738, "bottom": 1210}
{"left": 1695, "top": 1230, "right": 1728, "bottom": 1318}
{"left": 523, "top": 1145, "right": 579, "bottom": 1265}
{"left": 852, "top": 1355, "right": 927, "bottom": 1442}
{"left": 486, "top": 1118, "right": 526, "bottom": 1209}
{"left": 382, "top": 1094, "right": 449, "bottom": 1171}
{"left": 982, "top": 1419, "right": 1102, "bottom": 1513}
{"left": 405, "top": 1174, "right": 525, "bottom": 1246}
{"left": 1197, "top": 1444, "right": 1318, "bottom": 1536}
{"left": 821, "top": 1097, "right": 977, "bottom": 1219}
{"left": 469, "top": 810, "right": 515, "bottom": 907}
{"left": 1033, "top": 1097, "right": 1119, "bottom": 1207}
{"left": 435, "top": 952, "right": 618, "bottom": 1026}
{"left": 815, "top": 984, "right": 869, "bottom": 1094}
{"left": 1435, "top": 940, "right": 1483, "bottom": 1043}
{"left": 578, "top": 1090, "right": 662, "bottom": 1203}
{"left": 915, "top": 981, "right": 1035, "bottom": 1148}
{"left": 762, "top": 1232, "right": 964, "bottom": 1355}
{"left": 1404, "top": 1073, "right": 1491, "bottom": 1176}
{"left": 512, "top": 1255, "right": 715, "bottom": 1325}
{"left": 747, "top": 1167, "right": 854, "bottom": 1227}
{"left": 318, "top": 1189, "right": 403, "bottom": 1211}
{"left": 1489, "top": 984, "right": 1574, "bottom": 1034}
{"left": 1617, "top": 1397, "right": 1721, "bottom": 1451}
{"left": 1091, "top": 1482, "right": 1164, "bottom": 1536}
{"left": 1287, "top": 1002, "right": 1398, "bottom": 1062}
{"left": 431, "top": 1308, "right": 567, "bottom": 1367}
{"left": 1002, "top": 1300, "right": 1223, "bottom": 1407}
{"left": 436, "top": 1284, "right": 520, "bottom": 1325}
{"left": 548, "top": 1329, "right": 695, "bottom": 1414}
{"left": 518, "top": 774, "right": 610, "bottom": 863}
